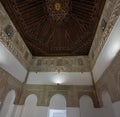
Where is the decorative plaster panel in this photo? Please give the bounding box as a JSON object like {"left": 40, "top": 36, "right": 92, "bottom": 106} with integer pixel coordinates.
{"left": 0, "top": 3, "right": 32, "bottom": 69}
{"left": 30, "top": 56, "right": 90, "bottom": 72}
{"left": 89, "top": 0, "right": 120, "bottom": 68}
{"left": 19, "top": 85, "right": 99, "bottom": 108}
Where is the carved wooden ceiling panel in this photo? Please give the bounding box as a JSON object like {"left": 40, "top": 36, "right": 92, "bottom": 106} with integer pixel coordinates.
{"left": 1, "top": 0, "right": 106, "bottom": 56}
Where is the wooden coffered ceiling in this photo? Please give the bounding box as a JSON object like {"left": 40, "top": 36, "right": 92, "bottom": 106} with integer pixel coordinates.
{"left": 1, "top": 0, "right": 106, "bottom": 56}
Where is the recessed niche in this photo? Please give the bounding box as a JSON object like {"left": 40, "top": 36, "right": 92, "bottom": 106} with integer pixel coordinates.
{"left": 101, "top": 19, "right": 107, "bottom": 31}
{"left": 78, "top": 58, "right": 84, "bottom": 65}
{"left": 4, "top": 24, "right": 14, "bottom": 38}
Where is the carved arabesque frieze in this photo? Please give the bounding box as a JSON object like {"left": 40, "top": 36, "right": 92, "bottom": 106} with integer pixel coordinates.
{"left": 19, "top": 84, "right": 99, "bottom": 108}
{"left": 89, "top": 0, "right": 120, "bottom": 68}
{"left": 96, "top": 51, "right": 120, "bottom": 106}
{"left": 29, "top": 56, "right": 90, "bottom": 72}
{"left": 0, "top": 28, "right": 30, "bottom": 69}
{"left": 0, "top": 2, "right": 32, "bottom": 69}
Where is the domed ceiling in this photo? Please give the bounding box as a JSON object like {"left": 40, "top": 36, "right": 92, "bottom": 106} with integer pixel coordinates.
{"left": 1, "top": 0, "right": 106, "bottom": 56}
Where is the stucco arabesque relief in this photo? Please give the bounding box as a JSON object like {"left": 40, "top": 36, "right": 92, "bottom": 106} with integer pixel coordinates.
{"left": 89, "top": 0, "right": 120, "bottom": 69}
{"left": 19, "top": 84, "right": 99, "bottom": 108}
{"left": 30, "top": 56, "right": 90, "bottom": 72}
{"left": 0, "top": 2, "right": 32, "bottom": 69}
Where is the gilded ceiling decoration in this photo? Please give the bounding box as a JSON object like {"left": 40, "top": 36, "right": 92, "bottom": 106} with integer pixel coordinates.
{"left": 46, "top": 0, "right": 70, "bottom": 21}
{"left": 1, "top": 0, "right": 106, "bottom": 56}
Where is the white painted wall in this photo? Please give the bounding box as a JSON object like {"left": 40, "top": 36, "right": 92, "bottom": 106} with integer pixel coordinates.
{"left": 27, "top": 72, "right": 93, "bottom": 85}
{"left": 0, "top": 42, "right": 27, "bottom": 82}
{"left": 35, "top": 106, "right": 48, "bottom": 117}
{"left": 14, "top": 106, "right": 80, "bottom": 117}
{"left": 112, "top": 101, "right": 120, "bottom": 117}
{"left": 93, "top": 16, "right": 120, "bottom": 82}
{"left": 13, "top": 101, "right": 120, "bottom": 117}
{"left": 67, "top": 108, "right": 80, "bottom": 117}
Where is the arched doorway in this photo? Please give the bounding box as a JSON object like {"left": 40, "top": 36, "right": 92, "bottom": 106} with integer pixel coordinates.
{"left": 79, "top": 95, "right": 94, "bottom": 117}
{"left": 48, "top": 94, "right": 67, "bottom": 117}
{"left": 21, "top": 94, "right": 37, "bottom": 117}
{"left": 0, "top": 90, "right": 16, "bottom": 117}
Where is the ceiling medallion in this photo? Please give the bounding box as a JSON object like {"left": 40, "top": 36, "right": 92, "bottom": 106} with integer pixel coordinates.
{"left": 55, "top": 2, "right": 61, "bottom": 11}
{"left": 46, "top": 0, "right": 70, "bottom": 21}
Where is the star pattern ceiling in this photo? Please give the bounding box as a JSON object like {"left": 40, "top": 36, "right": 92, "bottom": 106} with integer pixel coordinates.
{"left": 1, "top": 0, "right": 106, "bottom": 56}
